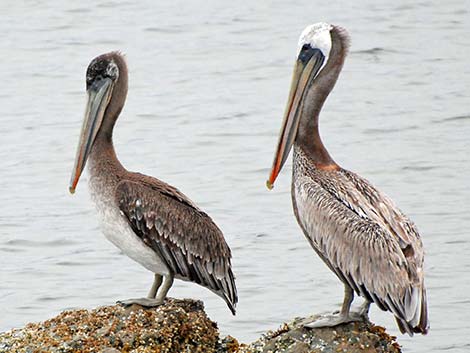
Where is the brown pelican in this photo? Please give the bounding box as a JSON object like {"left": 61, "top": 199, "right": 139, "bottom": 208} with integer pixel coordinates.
{"left": 267, "top": 23, "right": 428, "bottom": 335}
{"left": 69, "top": 52, "right": 237, "bottom": 314}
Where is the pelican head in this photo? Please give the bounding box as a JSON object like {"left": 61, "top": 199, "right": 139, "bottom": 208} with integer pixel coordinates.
{"left": 267, "top": 23, "right": 348, "bottom": 189}
{"left": 69, "top": 52, "right": 128, "bottom": 194}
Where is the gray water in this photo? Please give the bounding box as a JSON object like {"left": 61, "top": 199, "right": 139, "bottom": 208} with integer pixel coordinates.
{"left": 1, "top": 0, "right": 469, "bottom": 351}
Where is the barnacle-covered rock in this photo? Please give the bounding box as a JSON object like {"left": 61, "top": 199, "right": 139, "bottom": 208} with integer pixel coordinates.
{"left": 238, "top": 314, "right": 401, "bottom": 353}
{"left": 0, "top": 298, "right": 225, "bottom": 353}
{"left": 0, "top": 301, "right": 401, "bottom": 353}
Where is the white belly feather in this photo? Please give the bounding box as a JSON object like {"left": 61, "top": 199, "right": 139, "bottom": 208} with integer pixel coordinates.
{"left": 88, "top": 174, "right": 169, "bottom": 276}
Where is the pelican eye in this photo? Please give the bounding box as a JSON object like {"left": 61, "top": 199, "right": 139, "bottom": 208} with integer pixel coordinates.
{"left": 106, "top": 62, "right": 119, "bottom": 80}
{"left": 298, "top": 45, "right": 323, "bottom": 64}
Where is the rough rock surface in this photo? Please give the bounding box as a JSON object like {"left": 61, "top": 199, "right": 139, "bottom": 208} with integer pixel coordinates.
{"left": 238, "top": 314, "right": 402, "bottom": 353}
{"left": 0, "top": 299, "right": 401, "bottom": 353}
{"left": 0, "top": 299, "right": 225, "bottom": 353}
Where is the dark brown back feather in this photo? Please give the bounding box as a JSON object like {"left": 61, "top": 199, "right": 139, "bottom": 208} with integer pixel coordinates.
{"left": 116, "top": 176, "right": 237, "bottom": 314}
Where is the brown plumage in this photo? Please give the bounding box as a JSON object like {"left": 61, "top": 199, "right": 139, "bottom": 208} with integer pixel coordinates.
{"left": 293, "top": 147, "right": 428, "bottom": 335}
{"left": 70, "top": 52, "right": 237, "bottom": 314}
{"left": 268, "top": 23, "right": 428, "bottom": 335}
{"left": 117, "top": 178, "right": 237, "bottom": 313}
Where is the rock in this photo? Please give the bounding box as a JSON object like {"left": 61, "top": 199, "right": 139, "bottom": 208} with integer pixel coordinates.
{"left": 101, "top": 349, "right": 121, "bottom": 353}
{"left": 0, "top": 300, "right": 401, "bottom": 353}
{"left": 238, "top": 314, "right": 402, "bottom": 353}
{"left": 0, "top": 298, "right": 223, "bottom": 353}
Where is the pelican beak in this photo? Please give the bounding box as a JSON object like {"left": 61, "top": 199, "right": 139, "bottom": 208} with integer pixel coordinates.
{"left": 267, "top": 48, "right": 325, "bottom": 189}
{"left": 69, "top": 78, "right": 114, "bottom": 194}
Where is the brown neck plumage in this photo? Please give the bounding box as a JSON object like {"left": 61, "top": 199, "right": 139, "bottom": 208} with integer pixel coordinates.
{"left": 97, "top": 53, "right": 128, "bottom": 142}
{"left": 92, "top": 53, "right": 129, "bottom": 176}
{"left": 295, "top": 27, "right": 349, "bottom": 169}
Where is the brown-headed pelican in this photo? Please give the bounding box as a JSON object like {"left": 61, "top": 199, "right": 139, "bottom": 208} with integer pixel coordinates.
{"left": 267, "top": 23, "right": 428, "bottom": 335}
{"left": 69, "top": 52, "right": 237, "bottom": 314}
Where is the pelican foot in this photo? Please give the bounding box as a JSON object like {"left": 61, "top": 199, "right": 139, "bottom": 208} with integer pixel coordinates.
{"left": 302, "top": 311, "right": 363, "bottom": 329}
{"left": 117, "top": 298, "right": 164, "bottom": 308}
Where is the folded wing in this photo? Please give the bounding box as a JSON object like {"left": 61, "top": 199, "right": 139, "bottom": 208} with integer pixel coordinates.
{"left": 116, "top": 177, "right": 237, "bottom": 314}
{"left": 295, "top": 168, "right": 428, "bottom": 335}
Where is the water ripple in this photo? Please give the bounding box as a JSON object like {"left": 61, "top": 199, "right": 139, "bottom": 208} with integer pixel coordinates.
{"left": 3, "top": 238, "right": 78, "bottom": 248}
{"left": 433, "top": 115, "right": 470, "bottom": 124}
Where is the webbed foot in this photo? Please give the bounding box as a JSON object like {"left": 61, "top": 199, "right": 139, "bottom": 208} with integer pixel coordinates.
{"left": 117, "top": 298, "right": 164, "bottom": 308}
{"left": 302, "top": 311, "right": 363, "bottom": 329}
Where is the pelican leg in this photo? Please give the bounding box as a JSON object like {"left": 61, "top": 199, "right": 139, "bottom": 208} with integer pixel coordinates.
{"left": 340, "top": 284, "right": 354, "bottom": 316}
{"left": 155, "top": 273, "right": 174, "bottom": 302}
{"left": 148, "top": 274, "right": 163, "bottom": 298}
{"left": 358, "top": 299, "right": 371, "bottom": 319}
{"left": 117, "top": 273, "right": 173, "bottom": 308}
{"left": 303, "top": 285, "right": 363, "bottom": 328}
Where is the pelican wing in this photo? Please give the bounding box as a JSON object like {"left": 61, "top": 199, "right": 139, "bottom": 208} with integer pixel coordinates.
{"left": 115, "top": 177, "right": 237, "bottom": 314}
{"left": 295, "top": 168, "right": 428, "bottom": 335}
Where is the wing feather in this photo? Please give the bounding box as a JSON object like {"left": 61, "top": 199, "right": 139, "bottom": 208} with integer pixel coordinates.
{"left": 116, "top": 178, "right": 237, "bottom": 314}
{"left": 294, "top": 166, "right": 428, "bottom": 335}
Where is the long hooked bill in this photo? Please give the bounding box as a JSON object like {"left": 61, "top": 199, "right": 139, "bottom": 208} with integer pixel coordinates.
{"left": 69, "top": 78, "right": 114, "bottom": 194}
{"left": 266, "top": 50, "right": 325, "bottom": 189}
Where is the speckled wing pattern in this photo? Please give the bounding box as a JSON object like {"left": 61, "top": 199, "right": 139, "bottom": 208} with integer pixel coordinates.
{"left": 115, "top": 176, "right": 237, "bottom": 314}
{"left": 293, "top": 152, "right": 428, "bottom": 335}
